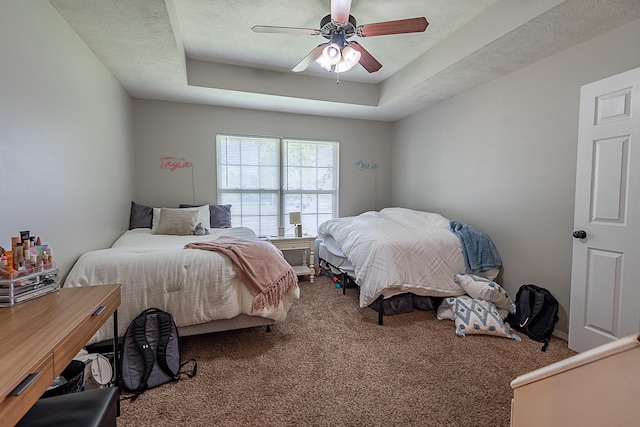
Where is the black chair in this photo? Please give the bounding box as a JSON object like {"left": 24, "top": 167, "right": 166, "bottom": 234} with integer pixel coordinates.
{"left": 16, "top": 387, "right": 118, "bottom": 427}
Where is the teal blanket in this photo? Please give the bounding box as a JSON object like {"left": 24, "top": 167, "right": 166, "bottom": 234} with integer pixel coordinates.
{"left": 450, "top": 221, "right": 502, "bottom": 273}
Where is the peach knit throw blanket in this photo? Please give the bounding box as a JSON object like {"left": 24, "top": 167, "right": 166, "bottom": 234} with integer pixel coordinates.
{"left": 185, "top": 237, "right": 298, "bottom": 312}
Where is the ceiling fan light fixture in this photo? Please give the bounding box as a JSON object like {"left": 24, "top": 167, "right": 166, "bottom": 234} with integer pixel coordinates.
{"left": 317, "top": 43, "right": 361, "bottom": 73}
{"left": 258, "top": 2, "right": 427, "bottom": 75}
{"left": 322, "top": 43, "right": 342, "bottom": 65}
{"left": 334, "top": 57, "right": 357, "bottom": 73}
{"left": 334, "top": 59, "right": 350, "bottom": 73}
{"left": 316, "top": 60, "right": 333, "bottom": 71}
{"left": 342, "top": 45, "right": 361, "bottom": 68}
{"left": 315, "top": 55, "right": 333, "bottom": 71}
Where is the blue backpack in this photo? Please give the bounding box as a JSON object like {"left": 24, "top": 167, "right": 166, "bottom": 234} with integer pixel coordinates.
{"left": 506, "top": 284, "right": 559, "bottom": 351}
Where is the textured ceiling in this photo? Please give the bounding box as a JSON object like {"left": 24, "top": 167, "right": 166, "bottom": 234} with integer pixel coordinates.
{"left": 49, "top": 0, "right": 640, "bottom": 121}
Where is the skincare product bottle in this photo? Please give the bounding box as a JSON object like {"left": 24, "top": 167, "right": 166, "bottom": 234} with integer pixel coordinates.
{"left": 23, "top": 245, "right": 30, "bottom": 267}
{"left": 16, "top": 243, "right": 24, "bottom": 270}
{"left": 11, "top": 236, "right": 20, "bottom": 267}
{"left": 5, "top": 250, "right": 13, "bottom": 269}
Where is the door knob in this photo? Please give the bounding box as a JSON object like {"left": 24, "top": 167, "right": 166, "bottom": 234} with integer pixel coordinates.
{"left": 573, "top": 230, "right": 587, "bottom": 239}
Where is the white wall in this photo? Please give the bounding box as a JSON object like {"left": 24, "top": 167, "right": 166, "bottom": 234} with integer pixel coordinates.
{"left": 132, "top": 99, "right": 392, "bottom": 218}
{"left": 0, "top": 2, "right": 134, "bottom": 278}
{"left": 391, "top": 18, "right": 640, "bottom": 334}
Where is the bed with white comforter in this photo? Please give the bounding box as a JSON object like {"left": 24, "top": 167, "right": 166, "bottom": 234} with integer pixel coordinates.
{"left": 317, "top": 208, "right": 500, "bottom": 309}
{"left": 64, "top": 227, "right": 300, "bottom": 344}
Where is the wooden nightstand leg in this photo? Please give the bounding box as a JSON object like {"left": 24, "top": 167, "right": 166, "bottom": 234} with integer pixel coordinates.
{"left": 309, "top": 247, "right": 314, "bottom": 283}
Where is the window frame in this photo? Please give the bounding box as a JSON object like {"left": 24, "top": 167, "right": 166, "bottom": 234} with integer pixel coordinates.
{"left": 216, "top": 133, "right": 339, "bottom": 237}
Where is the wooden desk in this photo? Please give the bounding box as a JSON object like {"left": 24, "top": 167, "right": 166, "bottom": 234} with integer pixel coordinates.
{"left": 0, "top": 284, "right": 121, "bottom": 427}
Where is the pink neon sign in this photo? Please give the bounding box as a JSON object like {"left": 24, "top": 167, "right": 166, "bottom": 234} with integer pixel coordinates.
{"left": 160, "top": 157, "right": 193, "bottom": 171}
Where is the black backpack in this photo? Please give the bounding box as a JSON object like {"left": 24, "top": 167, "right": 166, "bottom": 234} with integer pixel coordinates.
{"left": 120, "top": 308, "right": 197, "bottom": 400}
{"left": 506, "top": 284, "right": 559, "bottom": 352}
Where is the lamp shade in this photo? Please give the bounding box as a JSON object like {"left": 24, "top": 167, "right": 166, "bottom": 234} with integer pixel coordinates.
{"left": 315, "top": 56, "right": 333, "bottom": 71}
{"left": 289, "top": 211, "right": 301, "bottom": 224}
{"left": 334, "top": 59, "right": 350, "bottom": 73}
{"left": 322, "top": 43, "right": 342, "bottom": 65}
{"left": 342, "top": 45, "right": 361, "bottom": 68}
{"left": 334, "top": 45, "right": 361, "bottom": 73}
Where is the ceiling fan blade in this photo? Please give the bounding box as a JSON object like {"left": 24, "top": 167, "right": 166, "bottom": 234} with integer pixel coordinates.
{"left": 349, "top": 42, "right": 382, "bottom": 73}
{"left": 357, "top": 17, "right": 428, "bottom": 37}
{"left": 331, "top": 0, "right": 352, "bottom": 24}
{"left": 252, "top": 25, "right": 320, "bottom": 36}
{"left": 292, "top": 44, "right": 328, "bottom": 72}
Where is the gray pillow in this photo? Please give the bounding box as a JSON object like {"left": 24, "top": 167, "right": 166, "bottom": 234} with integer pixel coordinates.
{"left": 153, "top": 208, "right": 199, "bottom": 235}
{"left": 129, "top": 201, "right": 153, "bottom": 229}
{"left": 180, "top": 204, "right": 232, "bottom": 228}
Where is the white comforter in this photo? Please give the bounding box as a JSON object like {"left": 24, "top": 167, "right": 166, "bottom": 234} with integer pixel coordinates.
{"left": 317, "top": 208, "right": 466, "bottom": 307}
{"left": 64, "top": 228, "right": 300, "bottom": 344}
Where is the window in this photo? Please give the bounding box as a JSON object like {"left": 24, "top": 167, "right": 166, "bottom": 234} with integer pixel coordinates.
{"left": 216, "top": 134, "right": 338, "bottom": 237}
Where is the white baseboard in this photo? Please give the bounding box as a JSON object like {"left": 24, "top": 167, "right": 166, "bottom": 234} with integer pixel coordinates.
{"left": 553, "top": 330, "right": 568, "bottom": 341}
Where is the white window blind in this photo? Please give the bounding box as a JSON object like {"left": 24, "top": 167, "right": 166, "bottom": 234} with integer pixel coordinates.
{"left": 216, "top": 134, "right": 338, "bottom": 237}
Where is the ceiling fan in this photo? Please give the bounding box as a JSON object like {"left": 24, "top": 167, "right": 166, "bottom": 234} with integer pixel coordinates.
{"left": 252, "top": 0, "right": 428, "bottom": 74}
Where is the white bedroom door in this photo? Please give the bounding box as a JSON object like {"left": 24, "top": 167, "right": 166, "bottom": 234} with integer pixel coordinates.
{"left": 569, "top": 67, "right": 640, "bottom": 353}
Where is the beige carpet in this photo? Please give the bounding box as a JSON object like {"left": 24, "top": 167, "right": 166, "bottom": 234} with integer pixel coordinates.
{"left": 117, "top": 274, "right": 576, "bottom": 427}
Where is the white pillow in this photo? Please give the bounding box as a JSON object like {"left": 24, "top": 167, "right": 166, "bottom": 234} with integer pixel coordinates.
{"left": 437, "top": 298, "right": 456, "bottom": 321}
{"left": 454, "top": 273, "right": 515, "bottom": 313}
{"left": 447, "top": 296, "right": 520, "bottom": 340}
{"left": 152, "top": 207, "right": 161, "bottom": 231}
{"left": 152, "top": 205, "right": 210, "bottom": 233}
{"left": 153, "top": 208, "right": 200, "bottom": 235}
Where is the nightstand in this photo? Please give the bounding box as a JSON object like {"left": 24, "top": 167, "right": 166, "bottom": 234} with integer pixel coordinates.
{"left": 266, "top": 236, "right": 316, "bottom": 283}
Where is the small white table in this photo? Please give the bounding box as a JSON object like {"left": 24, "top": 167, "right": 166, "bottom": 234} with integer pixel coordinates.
{"left": 266, "top": 236, "right": 316, "bottom": 283}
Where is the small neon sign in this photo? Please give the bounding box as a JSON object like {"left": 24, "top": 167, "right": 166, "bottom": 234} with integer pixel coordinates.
{"left": 160, "top": 157, "right": 193, "bottom": 171}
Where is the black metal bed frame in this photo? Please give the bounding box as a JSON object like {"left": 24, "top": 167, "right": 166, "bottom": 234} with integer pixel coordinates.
{"left": 322, "top": 260, "right": 441, "bottom": 326}
{"left": 332, "top": 268, "right": 386, "bottom": 326}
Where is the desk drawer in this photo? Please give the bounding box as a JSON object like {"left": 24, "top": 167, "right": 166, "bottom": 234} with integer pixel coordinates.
{"left": 0, "top": 354, "right": 54, "bottom": 426}
{"left": 55, "top": 290, "right": 120, "bottom": 373}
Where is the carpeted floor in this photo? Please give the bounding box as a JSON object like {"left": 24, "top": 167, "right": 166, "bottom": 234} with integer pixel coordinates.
{"left": 117, "top": 274, "right": 576, "bottom": 427}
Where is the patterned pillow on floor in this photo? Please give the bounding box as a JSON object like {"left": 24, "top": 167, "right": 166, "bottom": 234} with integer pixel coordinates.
{"left": 454, "top": 274, "right": 516, "bottom": 313}
{"left": 447, "top": 295, "right": 520, "bottom": 340}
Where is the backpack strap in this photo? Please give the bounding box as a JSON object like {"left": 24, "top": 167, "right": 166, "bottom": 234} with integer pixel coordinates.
{"left": 529, "top": 290, "right": 549, "bottom": 351}
{"left": 179, "top": 359, "right": 198, "bottom": 379}
{"left": 156, "top": 311, "right": 198, "bottom": 380}
{"left": 517, "top": 287, "right": 533, "bottom": 328}
{"left": 130, "top": 310, "right": 156, "bottom": 400}
{"left": 540, "top": 339, "right": 549, "bottom": 352}
{"left": 155, "top": 311, "right": 179, "bottom": 380}
{"left": 528, "top": 289, "right": 547, "bottom": 325}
